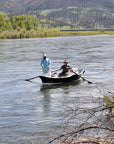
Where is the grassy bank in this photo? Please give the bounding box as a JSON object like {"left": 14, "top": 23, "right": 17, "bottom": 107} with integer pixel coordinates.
{"left": 0, "top": 29, "right": 114, "bottom": 39}
{"left": 61, "top": 30, "right": 114, "bottom": 36}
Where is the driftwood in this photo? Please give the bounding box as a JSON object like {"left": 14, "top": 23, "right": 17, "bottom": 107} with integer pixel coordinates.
{"left": 49, "top": 125, "right": 114, "bottom": 144}
{"left": 60, "top": 137, "right": 111, "bottom": 144}
{"left": 48, "top": 98, "right": 114, "bottom": 144}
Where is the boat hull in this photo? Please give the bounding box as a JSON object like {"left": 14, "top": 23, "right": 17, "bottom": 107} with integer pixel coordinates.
{"left": 39, "top": 73, "right": 81, "bottom": 84}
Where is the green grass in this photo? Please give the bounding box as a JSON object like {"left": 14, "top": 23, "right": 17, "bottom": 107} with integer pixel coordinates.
{"left": 61, "top": 30, "right": 114, "bottom": 36}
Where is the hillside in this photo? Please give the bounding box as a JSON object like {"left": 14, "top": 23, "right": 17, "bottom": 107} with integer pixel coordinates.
{"left": 0, "top": 0, "right": 114, "bottom": 13}
{"left": 0, "top": 0, "right": 114, "bottom": 28}
{"left": 0, "top": 0, "right": 45, "bottom": 13}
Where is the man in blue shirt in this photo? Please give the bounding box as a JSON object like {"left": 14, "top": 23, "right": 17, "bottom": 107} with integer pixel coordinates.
{"left": 41, "top": 54, "right": 51, "bottom": 73}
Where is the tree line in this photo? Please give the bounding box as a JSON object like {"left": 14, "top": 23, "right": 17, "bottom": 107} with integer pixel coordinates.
{"left": 0, "top": 13, "right": 61, "bottom": 39}
{"left": 0, "top": 13, "right": 39, "bottom": 32}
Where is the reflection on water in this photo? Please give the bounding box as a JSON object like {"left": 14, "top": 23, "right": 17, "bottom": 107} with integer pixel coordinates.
{"left": 40, "top": 80, "right": 81, "bottom": 91}
{"left": 0, "top": 35, "right": 114, "bottom": 143}
{"left": 41, "top": 89, "right": 51, "bottom": 116}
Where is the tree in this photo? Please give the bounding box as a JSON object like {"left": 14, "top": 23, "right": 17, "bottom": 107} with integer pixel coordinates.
{"left": 25, "top": 15, "right": 39, "bottom": 30}
{"left": 15, "top": 15, "right": 26, "bottom": 29}
{"left": 10, "top": 16, "right": 16, "bottom": 29}
{"left": 0, "top": 13, "right": 12, "bottom": 32}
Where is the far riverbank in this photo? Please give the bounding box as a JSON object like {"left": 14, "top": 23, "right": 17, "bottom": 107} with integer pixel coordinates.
{"left": 0, "top": 29, "right": 114, "bottom": 39}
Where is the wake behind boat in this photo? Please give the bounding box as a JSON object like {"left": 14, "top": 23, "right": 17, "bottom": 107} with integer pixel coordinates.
{"left": 39, "top": 68, "right": 85, "bottom": 84}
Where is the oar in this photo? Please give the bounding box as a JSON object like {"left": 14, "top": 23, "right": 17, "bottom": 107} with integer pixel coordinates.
{"left": 25, "top": 75, "right": 39, "bottom": 81}
{"left": 25, "top": 69, "right": 60, "bottom": 81}
{"left": 25, "top": 68, "right": 59, "bottom": 81}
{"left": 72, "top": 69, "right": 93, "bottom": 84}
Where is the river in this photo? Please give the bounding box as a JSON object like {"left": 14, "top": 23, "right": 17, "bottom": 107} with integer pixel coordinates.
{"left": 0, "top": 35, "right": 114, "bottom": 144}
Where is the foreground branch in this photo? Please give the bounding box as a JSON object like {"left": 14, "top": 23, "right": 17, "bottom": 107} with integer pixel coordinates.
{"left": 48, "top": 102, "right": 114, "bottom": 144}
{"left": 48, "top": 125, "right": 114, "bottom": 144}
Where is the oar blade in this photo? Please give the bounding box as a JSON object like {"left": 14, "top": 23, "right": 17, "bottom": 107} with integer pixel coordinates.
{"left": 82, "top": 77, "right": 93, "bottom": 84}
{"left": 87, "top": 80, "right": 93, "bottom": 84}
{"left": 25, "top": 79, "right": 31, "bottom": 81}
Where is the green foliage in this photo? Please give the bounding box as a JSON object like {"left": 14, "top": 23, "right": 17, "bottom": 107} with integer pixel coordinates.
{"left": 10, "top": 15, "right": 39, "bottom": 30}
{"left": 10, "top": 16, "right": 16, "bottom": 29}
{"left": 0, "top": 13, "right": 63, "bottom": 39}
{"left": 25, "top": 15, "right": 39, "bottom": 30}
{"left": 0, "top": 13, "right": 12, "bottom": 32}
{"left": 104, "top": 94, "right": 114, "bottom": 113}
{"left": 15, "top": 15, "right": 26, "bottom": 29}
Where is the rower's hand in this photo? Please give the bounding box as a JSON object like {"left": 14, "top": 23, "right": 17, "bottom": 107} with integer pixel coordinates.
{"left": 66, "top": 66, "right": 70, "bottom": 69}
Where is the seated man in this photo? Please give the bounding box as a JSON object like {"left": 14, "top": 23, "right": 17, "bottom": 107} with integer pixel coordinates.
{"left": 59, "top": 60, "right": 72, "bottom": 77}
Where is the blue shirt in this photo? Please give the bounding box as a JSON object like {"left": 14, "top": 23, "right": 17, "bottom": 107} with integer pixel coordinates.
{"left": 41, "top": 58, "right": 51, "bottom": 72}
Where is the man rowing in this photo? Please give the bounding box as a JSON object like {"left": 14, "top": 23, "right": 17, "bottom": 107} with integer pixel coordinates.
{"left": 59, "top": 60, "right": 72, "bottom": 77}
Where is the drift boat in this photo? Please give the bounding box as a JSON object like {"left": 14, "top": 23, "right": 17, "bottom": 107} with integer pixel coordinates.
{"left": 39, "top": 68, "right": 85, "bottom": 84}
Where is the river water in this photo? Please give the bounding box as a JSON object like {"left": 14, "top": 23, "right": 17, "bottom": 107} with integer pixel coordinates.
{"left": 0, "top": 35, "right": 114, "bottom": 144}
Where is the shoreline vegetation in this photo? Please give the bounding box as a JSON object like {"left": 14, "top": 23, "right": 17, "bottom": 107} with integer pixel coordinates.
{"left": 0, "top": 29, "right": 114, "bottom": 39}
{"left": 0, "top": 29, "right": 62, "bottom": 39}
{"left": 0, "top": 13, "right": 114, "bottom": 39}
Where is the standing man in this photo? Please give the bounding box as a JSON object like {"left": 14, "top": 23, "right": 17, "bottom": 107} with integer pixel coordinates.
{"left": 41, "top": 53, "right": 51, "bottom": 73}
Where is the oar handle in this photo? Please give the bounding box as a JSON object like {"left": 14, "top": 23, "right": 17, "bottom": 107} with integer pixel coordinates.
{"left": 25, "top": 69, "right": 60, "bottom": 81}
{"left": 51, "top": 69, "right": 60, "bottom": 73}
{"left": 25, "top": 75, "right": 39, "bottom": 81}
